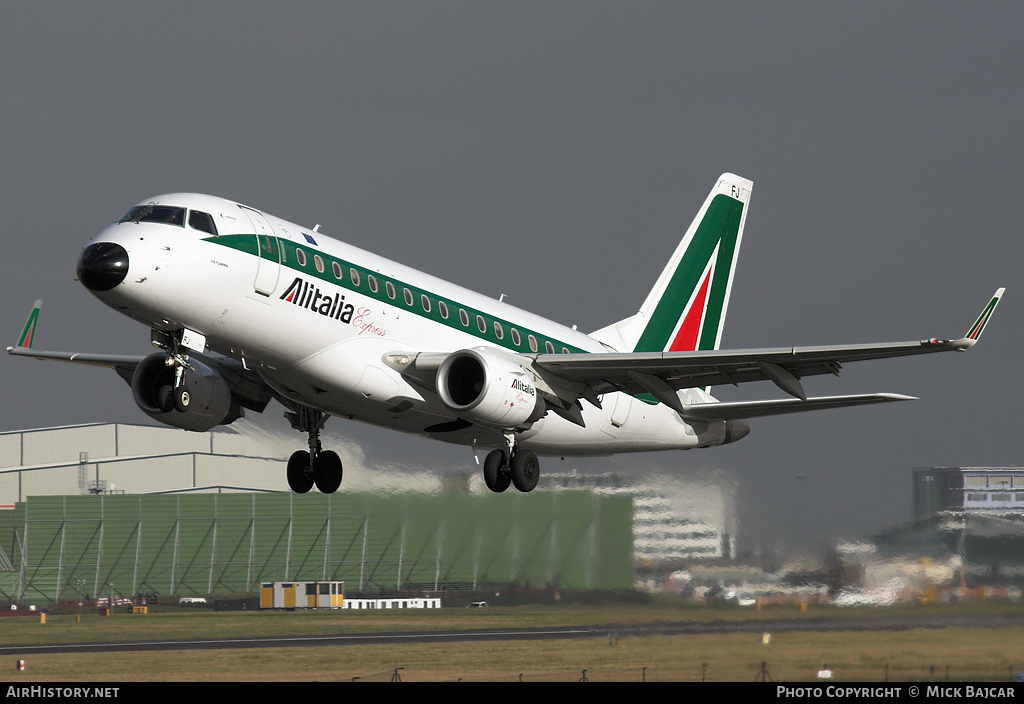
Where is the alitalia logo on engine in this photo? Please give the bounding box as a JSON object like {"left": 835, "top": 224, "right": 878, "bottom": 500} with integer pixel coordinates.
{"left": 280, "top": 277, "right": 355, "bottom": 323}
{"left": 511, "top": 378, "right": 535, "bottom": 396}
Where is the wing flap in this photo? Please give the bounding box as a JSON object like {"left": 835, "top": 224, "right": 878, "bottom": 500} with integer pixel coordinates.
{"left": 680, "top": 393, "right": 916, "bottom": 421}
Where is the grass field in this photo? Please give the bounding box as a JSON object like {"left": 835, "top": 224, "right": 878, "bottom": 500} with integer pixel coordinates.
{"left": 2, "top": 601, "right": 1023, "bottom": 682}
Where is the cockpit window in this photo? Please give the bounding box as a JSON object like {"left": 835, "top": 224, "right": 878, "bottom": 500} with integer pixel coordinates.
{"left": 118, "top": 205, "right": 185, "bottom": 227}
{"left": 188, "top": 210, "right": 218, "bottom": 236}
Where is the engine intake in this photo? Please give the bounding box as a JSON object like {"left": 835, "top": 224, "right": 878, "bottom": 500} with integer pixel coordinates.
{"left": 436, "top": 348, "right": 545, "bottom": 429}
{"left": 131, "top": 353, "right": 240, "bottom": 431}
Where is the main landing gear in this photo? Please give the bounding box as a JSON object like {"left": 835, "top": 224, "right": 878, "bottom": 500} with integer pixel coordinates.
{"left": 150, "top": 331, "right": 194, "bottom": 414}
{"left": 166, "top": 351, "right": 193, "bottom": 413}
{"left": 286, "top": 407, "right": 343, "bottom": 494}
{"left": 482, "top": 434, "right": 540, "bottom": 493}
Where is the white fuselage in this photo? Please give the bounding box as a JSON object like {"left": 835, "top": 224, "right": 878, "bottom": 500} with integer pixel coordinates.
{"left": 83, "top": 193, "right": 724, "bottom": 455}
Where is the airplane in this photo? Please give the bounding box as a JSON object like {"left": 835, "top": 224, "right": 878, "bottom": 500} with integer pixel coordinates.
{"left": 8, "top": 174, "right": 1003, "bottom": 495}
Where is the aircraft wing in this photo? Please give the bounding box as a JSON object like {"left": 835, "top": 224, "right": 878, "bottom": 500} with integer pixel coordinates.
{"left": 6, "top": 302, "right": 272, "bottom": 415}
{"left": 6, "top": 301, "right": 145, "bottom": 383}
{"left": 6, "top": 346, "right": 145, "bottom": 368}
{"left": 532, "top": 288, "right": 1004, "bottom": 419}
{"left": 7, "top": 346, "right": 144, "bottom": 383}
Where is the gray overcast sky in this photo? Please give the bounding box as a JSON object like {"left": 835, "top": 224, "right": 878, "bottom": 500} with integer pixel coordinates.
{"left": 2, "top": 2, "right": 1021, "bottom": 554}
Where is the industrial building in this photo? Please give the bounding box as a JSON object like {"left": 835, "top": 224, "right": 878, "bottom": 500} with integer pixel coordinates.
{"left": 0, "top": 422, "right": 290, "bottom": 500}
{"left": 0, "top": 422, "right": 740, "bottom": 607}
{"left": 0, "top": 423, "right": 636, "bottom": 606}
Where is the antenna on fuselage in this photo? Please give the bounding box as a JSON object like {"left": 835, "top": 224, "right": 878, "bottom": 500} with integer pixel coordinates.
{"left": 313, "top": 224, "right": 320, "bottom": 232}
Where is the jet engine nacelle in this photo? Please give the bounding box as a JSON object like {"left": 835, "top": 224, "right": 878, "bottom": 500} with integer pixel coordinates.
{"left": 436, "top": 348, "right": 545, "bottom": 429}
{"left": 131, "top": 353, "right": 240, "bottom": 431}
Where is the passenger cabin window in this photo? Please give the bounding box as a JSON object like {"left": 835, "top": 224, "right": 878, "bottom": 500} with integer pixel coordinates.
{"left": 314, "top": 255, "right": 325, "bottom": 273}
{"left": 296, "top": 249, "right": 307, "bottom": 267}
{"left": 545, "top": 341, "right": 555, "bottom": 354}
{"left": 439, "top": 301, "right": 449, "bottom": 319}
{"left": 421, "top": 294, "right": 431, "bottom": 312}
{"left": 404, "top": 288, "right": 414, "bottom": 306}
{"left": 368, "top": 275, "right": 378, "bottom": 293}
{"left": 511, "top": 329, "right": 521, "bottom": 346}
{"left": 476, "top": 315, "right": 486, "bottom": 333}
{"left": 119, "top": 205, "right": 185, "bottom": 227}
{"left": 385, "top": 281, "right": 396, "bottom": 299}
{"left": 350, "top": 268, "right": 361, "bottom": 287}
{"left": 494, "top": 322, "right": 504, "bottom": 339}
{"left": 332, "top": 261, "right": 343, "bottom": 279}
{"left": 528, "top": 335, "right": 538, "bottom": 352}
{"left": 188, "top": 210, "right": 218, "bottom": 236}
{"left": 459, "top": 309, "right": 469, "bottom": 327}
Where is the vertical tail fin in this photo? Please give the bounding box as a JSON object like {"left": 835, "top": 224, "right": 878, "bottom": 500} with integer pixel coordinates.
{"left": 591, "top": 174, "right": 752, "bottom": 357}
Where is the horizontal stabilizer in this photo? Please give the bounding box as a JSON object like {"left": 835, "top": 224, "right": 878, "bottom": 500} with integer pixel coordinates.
{"left": 680, "top": 393, "right": 915, "bottom": 422}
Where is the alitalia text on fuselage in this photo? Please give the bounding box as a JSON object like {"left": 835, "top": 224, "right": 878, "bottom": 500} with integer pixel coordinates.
{"left": 280, "top": 277, "right": 356, "bottom": 324}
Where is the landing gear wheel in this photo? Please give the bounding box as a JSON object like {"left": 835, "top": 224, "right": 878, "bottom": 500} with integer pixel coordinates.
{"left": 483, "top": 449, "right": 511, "bottom": 493}
{"left": 173, "top": 386, "right": 191, "bottom": 413}
{"left": 511, "top": 449, "right": 540, "bottom": 493}
{"left": 157, "top": 385, "right": 174, "bottom": 412}
{"left": 287, "top": 451, "right": 314, "bottom": 494}
{"left": 314, "top": 450, "right": 343, "bottom": 494}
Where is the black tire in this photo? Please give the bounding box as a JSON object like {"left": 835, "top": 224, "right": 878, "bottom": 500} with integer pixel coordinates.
{"left": 314, "top": 450, "right": 343, "bottom": 494}
{"left": 173, "top": 386, "right": 191, "bottom": 413}
{"left": 156, "top": 385, "right": 174, "bottom": 412}
{"left": 511, "top": 449, "right": 540, "bottom": 493}
{"left": 287, "top": 450, "right": 314, "bottom": 494}
{"left": 483, "top": 449, "right": 511, "bottom": 493}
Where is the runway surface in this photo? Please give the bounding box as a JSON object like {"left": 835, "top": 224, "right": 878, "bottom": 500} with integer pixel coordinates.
{"left": 3, "top": 612, "right": 1022, "bottom": 655}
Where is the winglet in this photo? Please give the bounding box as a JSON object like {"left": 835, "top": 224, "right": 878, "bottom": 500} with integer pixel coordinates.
{"left": 11, "top": 300, "right": 42, "bottom": 351}
{"left": 956, "top": 288, "right": 1004, "bottom": 348}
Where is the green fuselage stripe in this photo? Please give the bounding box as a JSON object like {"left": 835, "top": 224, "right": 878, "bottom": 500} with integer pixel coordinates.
{"left": 205, "top": 235, "right": 589, "bottom": 356}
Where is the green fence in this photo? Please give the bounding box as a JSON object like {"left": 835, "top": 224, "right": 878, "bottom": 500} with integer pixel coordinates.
{"left": 0, "top": 490, "right": 633, "bottom": 605}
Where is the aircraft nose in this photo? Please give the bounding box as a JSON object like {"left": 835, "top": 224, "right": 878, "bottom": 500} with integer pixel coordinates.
{"left": 77, "top": 242, "right": 129, "bottom": 291}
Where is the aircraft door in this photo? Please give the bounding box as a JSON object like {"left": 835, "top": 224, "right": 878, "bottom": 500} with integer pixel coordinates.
{"left": 600, "top": 392, "right": 633, "bottom": 438}
{"left": 239, "top": 205, "right": 281, "bottom": 296}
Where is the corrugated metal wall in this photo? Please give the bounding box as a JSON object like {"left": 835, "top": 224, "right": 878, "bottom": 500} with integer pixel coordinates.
{"left": 1, "top": 491, "right": 633, "bottom": 605}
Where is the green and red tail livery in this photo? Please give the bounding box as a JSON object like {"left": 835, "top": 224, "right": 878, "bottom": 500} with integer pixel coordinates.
{"left": 16, "top": 300, "right": 42, "bottom": 349}
{"left": 964, "top": 288, "right": 1004, "bottom": 342}
{"left": 628, "top": 174, "right": 751, "bottom": 356}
